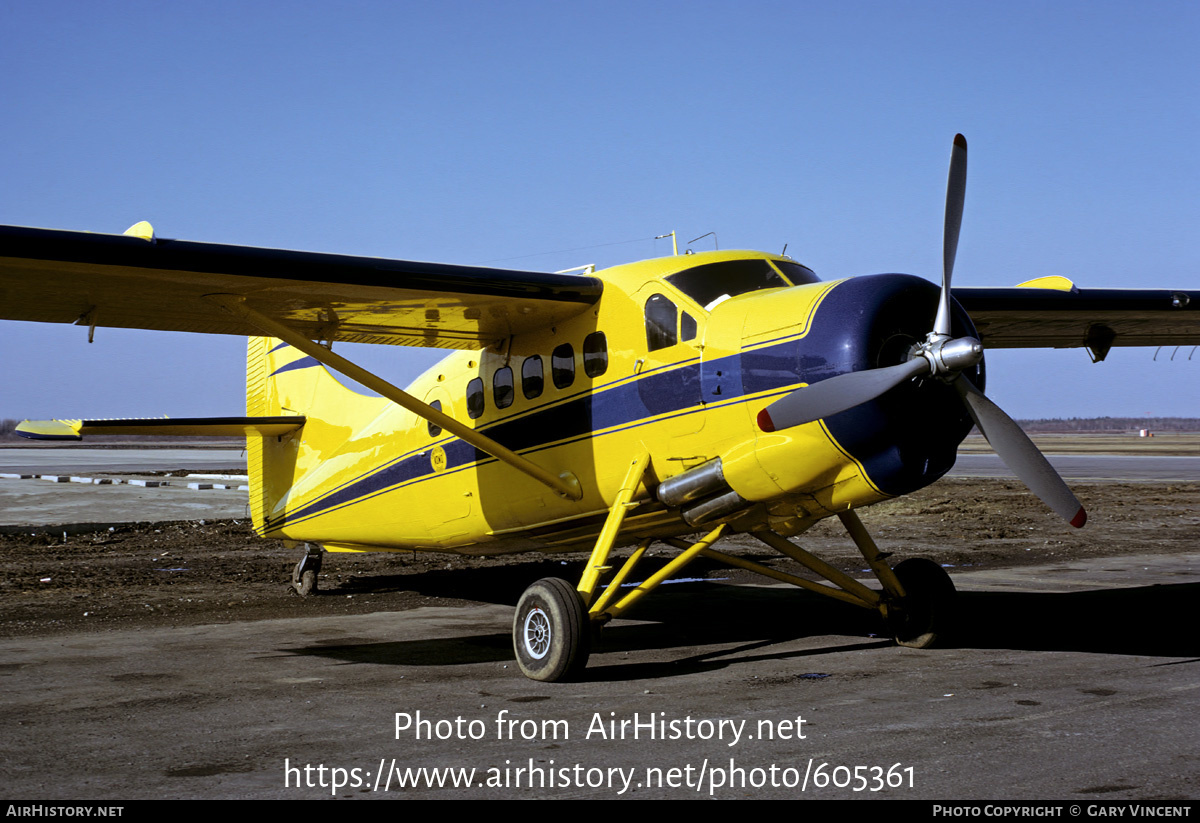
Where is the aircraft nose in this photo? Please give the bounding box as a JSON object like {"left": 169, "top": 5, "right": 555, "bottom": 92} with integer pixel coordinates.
{"left": 786, "top": 273, "right": 983, "bottom": 496}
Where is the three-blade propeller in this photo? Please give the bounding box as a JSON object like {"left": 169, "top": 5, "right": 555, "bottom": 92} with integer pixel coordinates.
{"left": 759, "top": 134, "right": 1086, "bottom": 528}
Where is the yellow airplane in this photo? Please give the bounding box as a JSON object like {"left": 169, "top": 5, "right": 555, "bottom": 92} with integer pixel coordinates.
{"left": 3, "top": 135, "right": 1198, "bottom": 681}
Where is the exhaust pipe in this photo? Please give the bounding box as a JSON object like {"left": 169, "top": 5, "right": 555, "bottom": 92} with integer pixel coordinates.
{"left": 656, "top": 459, "right": 728, "bottom": 507}
{"left": 657, "top": 459, "right": 750, "bottom": 526}
{"left": 681, "top": 489, "right": 749, "bottom": 527}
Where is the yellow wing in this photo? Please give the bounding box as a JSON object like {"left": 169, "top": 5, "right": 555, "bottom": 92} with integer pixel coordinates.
{"left": 0, "top": 225, "right": 603, "bottom": 349}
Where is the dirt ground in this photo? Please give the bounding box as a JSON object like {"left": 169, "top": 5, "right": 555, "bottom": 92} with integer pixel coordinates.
{"left": 3, "top": 477, "right": 1197, "bottom": 639}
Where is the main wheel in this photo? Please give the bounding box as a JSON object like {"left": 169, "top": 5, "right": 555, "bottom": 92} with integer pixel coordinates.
{"left": 888, "top": 558, "right": 956, "bottom": 649}
{"left": 513, "top": 578, "right": 590, "bottom": 682}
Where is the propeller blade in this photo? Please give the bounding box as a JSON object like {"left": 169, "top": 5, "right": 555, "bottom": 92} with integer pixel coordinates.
{"left": 953, "top": 377, "right": 1087, "bottom": 528}
{"left": 758, "top": 357, "right": 930, "bottom": 432}
{"left": 934, "top": 134, "right": 968, "bottom": 338}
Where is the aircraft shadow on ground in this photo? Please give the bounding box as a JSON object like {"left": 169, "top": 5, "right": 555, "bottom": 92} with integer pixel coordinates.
{"left": 284, "top": 559, "right": 1200, "bottom": 678}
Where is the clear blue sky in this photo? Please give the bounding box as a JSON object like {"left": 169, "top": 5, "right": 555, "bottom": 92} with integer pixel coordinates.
{"left": 2, "top": 1, "right": 1197, "bottom": 420}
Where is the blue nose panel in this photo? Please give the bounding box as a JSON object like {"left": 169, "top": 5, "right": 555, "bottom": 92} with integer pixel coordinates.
{"left": 781, "top": 274, "right": 983, "bottom": 496}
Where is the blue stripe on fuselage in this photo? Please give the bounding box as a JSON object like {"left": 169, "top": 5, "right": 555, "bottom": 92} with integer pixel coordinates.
{"left": 263, "top": 274, "right": 973, "bottom": 530}
{"left": 262, "top": 356, "right": 719, "bottom": 529}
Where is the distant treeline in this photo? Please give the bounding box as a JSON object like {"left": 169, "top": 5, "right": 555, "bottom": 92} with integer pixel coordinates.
{"left": 1015, "top": 417, "right": 1200, "bottom": 433}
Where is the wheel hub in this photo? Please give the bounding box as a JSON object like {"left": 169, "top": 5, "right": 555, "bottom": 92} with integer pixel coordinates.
{"left": 523, "top": 606, "right": 551, "bottom": 659}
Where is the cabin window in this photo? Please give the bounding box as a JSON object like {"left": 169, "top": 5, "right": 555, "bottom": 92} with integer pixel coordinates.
{"left": 680, "top": 312, "right": 697, "bottom": 342}
{"left": 428, "top": 399, "right": 442, "bottom": 437}
{"left": 551, "top": 343, "right": 575, "bottom": 389}
{"left": 665, "top": 259, "right": 798, "bottom": 310}
{"left": 583, "top": 332, "right": 608, "bottom": 378}
{"left": 522, "top": 356, "right": 544, "bottom": 399}
{"left": 493, "top": 366, "right": 514, "bottom": 409}
{"left": 466, "top": 377, "right": 485, "bottom": 419}
{"left": 645, "top": 293, "right": 677, "bottom": 351}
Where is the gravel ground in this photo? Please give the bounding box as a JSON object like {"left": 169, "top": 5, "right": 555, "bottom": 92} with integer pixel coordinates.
{"left": 4, "top": 477, "right": 1197, "bottom": 638}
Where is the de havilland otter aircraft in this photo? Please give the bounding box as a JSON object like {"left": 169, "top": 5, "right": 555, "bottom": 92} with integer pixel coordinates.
{"left": 3, "top": 136, "right": 1199, "bottom": 681}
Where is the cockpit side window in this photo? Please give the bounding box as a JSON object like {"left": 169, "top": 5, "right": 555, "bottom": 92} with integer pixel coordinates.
{"left": 645, "top": 293, "right": 677, "bottom": 351}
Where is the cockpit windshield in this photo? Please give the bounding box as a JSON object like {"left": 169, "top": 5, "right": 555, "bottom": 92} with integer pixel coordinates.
{"left": 665, "top": 259, "right": 818, "bottom": 311}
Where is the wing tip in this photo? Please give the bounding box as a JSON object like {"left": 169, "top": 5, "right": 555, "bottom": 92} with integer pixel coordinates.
{"left": 757, "top": 409, "right": 775, "bottom": 432}
{"left": 1070, "top": 507, "right": 1087, "bottom": 529}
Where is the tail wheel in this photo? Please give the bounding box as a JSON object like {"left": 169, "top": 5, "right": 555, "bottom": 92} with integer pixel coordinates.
{"left": 290, "top": 544, "right": 322, "bottom": 597}
{"left": 513, "top": 578, "right": 590, "bottom": 682}
{"left": 291, "top": 563, "right": 317, "bottom": 597}
{"left": 889, "top": 558, "right": 956, "bottom": 649}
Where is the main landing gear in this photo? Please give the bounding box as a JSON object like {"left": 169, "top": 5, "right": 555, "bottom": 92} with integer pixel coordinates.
{"left": 510, "top": 454, "right": 957, "bottom": 681}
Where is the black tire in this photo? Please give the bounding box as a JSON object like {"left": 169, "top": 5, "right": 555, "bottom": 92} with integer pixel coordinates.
{"left": 513, "top": 578, "right": 590, "bottom": 682}
{"left": 889, "top": 558, "right": 956, "bottom": 649}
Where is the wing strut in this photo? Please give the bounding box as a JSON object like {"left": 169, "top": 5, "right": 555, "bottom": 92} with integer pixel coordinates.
{"left": 208, "top": 294, "right": 583, "bottom": 501}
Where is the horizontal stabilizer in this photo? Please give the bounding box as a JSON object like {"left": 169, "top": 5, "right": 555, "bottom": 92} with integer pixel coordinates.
{"left": 16, "top": 416, "right": 306, "bottom": 441}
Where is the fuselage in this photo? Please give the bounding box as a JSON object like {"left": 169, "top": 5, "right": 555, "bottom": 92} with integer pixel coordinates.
{"left": 247, "top": 250, "right": 981, "bottom": 555}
